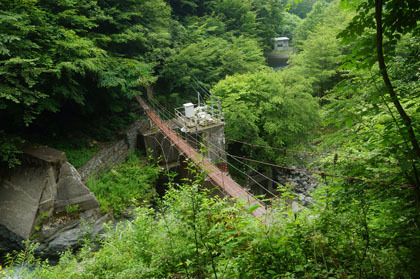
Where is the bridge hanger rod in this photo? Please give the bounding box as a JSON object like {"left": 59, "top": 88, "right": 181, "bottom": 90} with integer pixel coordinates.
{"left": 136, "top": 95, "right": 267, "bottom": 218}
{"left": 146, "top": 96, "right": 278, "bottom": 198}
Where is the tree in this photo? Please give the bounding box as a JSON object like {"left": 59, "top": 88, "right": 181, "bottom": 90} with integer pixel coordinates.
{"left": 288, "top": 0, "right": 322, "bottom": 19}
{"left": 277, "top": 12, "right": 302, "bottom": 40}
{"left": 161, "top": 35, "right": 265, "bottom": 100}
{"left": 212, "top": 70, "right": 319, "bottom": 163}
{"left": 339, "top": 0, "right": 420, "bottom": 199}
{"left": 0, "top": 0, "right": 172, "bottom": 166}
{"left": 287, "top": 1, "right": 352, "bottom": 97}
{"left": 288, "top": 24, "right": 344, "bottom": 98}
{"left": 165, "top": 0, "right": 210, "bottom": 19}
{"left": 252, "top": 0, "right": 285, "bottom": 51}
{"left": 293, "top": 0, "right": 329, "bottom": 45}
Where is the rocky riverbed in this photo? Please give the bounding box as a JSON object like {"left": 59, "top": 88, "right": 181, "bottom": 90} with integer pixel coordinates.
{"left": 275, "top": 166, "right": 319, "bottom": 206}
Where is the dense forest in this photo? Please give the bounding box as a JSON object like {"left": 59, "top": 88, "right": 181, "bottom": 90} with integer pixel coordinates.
{"left": 1, "top": 0, "right": 420, "bottom": 278}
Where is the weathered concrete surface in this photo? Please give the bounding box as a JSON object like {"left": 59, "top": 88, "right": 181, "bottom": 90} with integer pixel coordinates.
{"left": 21, "top": 143, "right": 66, "bottom": 165}
{"left": 0, "top": 145, "right": 64, "bottom": 239}
{"left": 54, "top": 162, "right": 99, "bottom": 213}
{"left": 143, "top": 128, "right": 181, "bottom": 165}
{"left": 0, "top": 144, "right": 101, "bottom": 255}
{"left": 196, "top": 124, "right": 226, "bottom": 165}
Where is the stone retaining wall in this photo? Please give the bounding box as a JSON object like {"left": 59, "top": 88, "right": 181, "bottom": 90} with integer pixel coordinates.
{"left": 78, "top": 119, "right": 151, "bottom": 181}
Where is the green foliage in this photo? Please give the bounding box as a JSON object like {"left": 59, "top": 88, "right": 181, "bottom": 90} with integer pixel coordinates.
{"left": 2, "top": 241, "right": 48, "bottom": 278}
{"left": 8, "top": 170, "right": 419, "bottom": 278}
{"left": 2, "top": 3, "right": 420, "bottom": 277}
{"left": 0, "top": 0, "right": 105, "bottom": 125}
{"left": 286, "top": 0, "right": 352, "bottom": 97}
{"left": 168, "top": 0, "right": 285, "bottom": 47}
{"left": 210, "top": 0, "right": 258, "bottom": 37}
{"left": 0, "top": 131, "right": 22, "bottom": 168}
{"left": 293, "top": 0, "right": 329, "bottom": 44}
{"left": 252, "top": 0, "right": 286, "bottom": 51}
{"left": 287, "top": 0, "right": 329, "bottom": 19}
{"left": 312, "top": 25, "right": 420, "bottom": 277}
{"left": 0, "top": 0, "right": 171, "bottom": 166}
{"left": 158, "top": 0, "right": 286, "bottom": 100}
{"left": 320, "top": 33, "right": 420, "bottom": 185}
{"left": 65, "top": 204, "right": 80, "bottom": 214}
{"left": 335, "top": 0, "right": 420, "bottom": 199}
{"left": 162, "top": 35, "right": 265, "bottom": 97}
{"left": 213, "top": 69, "right": 319, "bottom": 163}
{"left": 339, "top": 0, "right": 420, "bottom": 71}
{"left": 47, "top": 139, "right": 99, "bottom": 169}
{"left": 277, "top": 12, "right": 303, "bottom": 40}
{"left": 87, "top": 152, "right": 160, "bottom": 217}
{"left": 288, "top": 27, "right": 343, "bottom": 97}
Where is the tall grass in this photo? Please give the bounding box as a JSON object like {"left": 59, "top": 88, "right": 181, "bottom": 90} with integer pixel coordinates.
{"left": 87, "top": 152, "right": 160, "bottom": 217}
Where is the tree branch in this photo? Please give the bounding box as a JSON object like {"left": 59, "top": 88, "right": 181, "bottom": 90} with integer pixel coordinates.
{"left": 374, "top": 0, "right": 420, "bottom": 160}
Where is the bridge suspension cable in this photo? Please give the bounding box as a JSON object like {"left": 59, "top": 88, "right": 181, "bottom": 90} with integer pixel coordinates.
{"left": 136, "top": 95, "right": 267, "bottom": 218}
{"left": 226, "top": 138, "right": 394, "bottom": 163}
{"left": 147, "top": 96, "right": 411, "bottom": 189}
{"left": 144, "top": 97, "right": 278, "bottom": 198}
{"left": 191, "top": 76, "right": 213, "bottom": 98}
{"left": 146, "top": 100, "right": 275, "bottom": 198}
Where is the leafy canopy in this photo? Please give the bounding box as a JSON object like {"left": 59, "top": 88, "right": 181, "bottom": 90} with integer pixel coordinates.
{"left": 213, "top": 70, "right": 319, "bottom": 163}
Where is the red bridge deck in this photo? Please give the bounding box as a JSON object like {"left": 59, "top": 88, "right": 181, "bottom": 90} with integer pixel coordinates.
{"left": 136, "top": 95, "right": 266, "bottom": 218}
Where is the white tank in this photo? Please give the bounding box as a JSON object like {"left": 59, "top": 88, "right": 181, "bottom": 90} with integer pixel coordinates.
{"left": 183, "top": 103, "right": 195, "bottom": 118}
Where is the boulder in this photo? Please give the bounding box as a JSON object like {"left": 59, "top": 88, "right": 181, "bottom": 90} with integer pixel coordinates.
{"left": 0, "top": 224, "right": 24, "bottom": 254}
{"left": 274, "top": 166, "right": 319, "bottom": 206}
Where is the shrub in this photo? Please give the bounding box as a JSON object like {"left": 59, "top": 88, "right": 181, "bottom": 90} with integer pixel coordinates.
{"left": 44, "top": 138, "right": 99, "bottom": 169}
{"left": 5, "top": 168, "right": 419, "bottom": 278}
{"left": 87, "top": 152, "right": 160, "bottom": 217}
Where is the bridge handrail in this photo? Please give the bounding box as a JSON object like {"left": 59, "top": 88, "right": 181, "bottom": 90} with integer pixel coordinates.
{"left": 136, "top": 95, "right": 266, "bottom": 218}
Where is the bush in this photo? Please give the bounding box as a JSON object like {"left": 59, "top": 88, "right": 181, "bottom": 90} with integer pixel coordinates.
{"left": 6, "top": 169, "right": 417, "bottom": 279}
{"left": 86, "top": 152, "right": 160, "bottom": 217}
{"left": 49, "top": 139, "right": 99, "bottom": 169}
{"left": 0, "top": 131, "right": 23, "bottom": 168}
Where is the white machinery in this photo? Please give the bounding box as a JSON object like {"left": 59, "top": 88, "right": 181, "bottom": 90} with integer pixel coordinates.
{"left": 176, "top": 100, "right": 223, "bottom": 132}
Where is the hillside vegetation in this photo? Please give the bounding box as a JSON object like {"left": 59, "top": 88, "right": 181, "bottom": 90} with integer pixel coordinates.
{"left": 1, "top": 0, "right": 420, "bottom": 278}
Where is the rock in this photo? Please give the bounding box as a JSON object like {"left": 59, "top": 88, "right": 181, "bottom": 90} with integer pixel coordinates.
{"left": 0, "top": 224, "right": 24, "bottom": 256}
{"left": 274, "top": 166, "right": 319, "bottom": 207}
{"left": 46, "top": 224, "right": 83, "bottom": 253}
{"left": 39, "top": 210, "right": 111, "bottom": 256}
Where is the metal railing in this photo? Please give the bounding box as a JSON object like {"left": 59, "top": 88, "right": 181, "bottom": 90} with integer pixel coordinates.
{"left": 174, "top": 102, "right": 223, "bottom": 131}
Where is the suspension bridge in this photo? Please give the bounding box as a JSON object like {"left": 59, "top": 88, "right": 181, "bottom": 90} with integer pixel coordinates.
{"left": 135, "top": 95, "right": 267, "bottom": 218}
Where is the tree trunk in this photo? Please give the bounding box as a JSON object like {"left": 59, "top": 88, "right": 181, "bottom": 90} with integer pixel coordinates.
{"left": 375, "top": 0, "right": 420, "bottom": 204}
{"left": 374, "top": 0, "right": 420, "bottom": 161}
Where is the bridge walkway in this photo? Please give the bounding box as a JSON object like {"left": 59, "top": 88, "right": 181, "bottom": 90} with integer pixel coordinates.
{"left": 136, "top": 95, "right": 266, "bottom": 218}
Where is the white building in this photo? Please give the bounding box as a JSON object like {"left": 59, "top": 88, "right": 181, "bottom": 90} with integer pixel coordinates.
{"left": 273, "top": 37, "right": 290, "bottom": 51}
